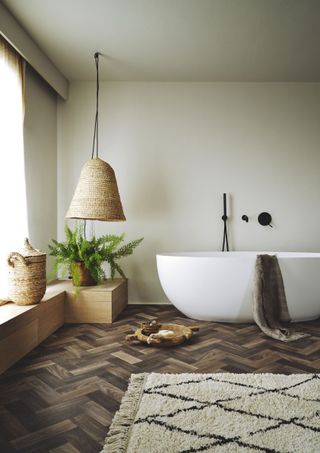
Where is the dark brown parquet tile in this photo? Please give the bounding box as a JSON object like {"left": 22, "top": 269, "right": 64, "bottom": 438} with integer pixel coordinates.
{"left": 0, "top": 305, "right": 319, "bottom": 452}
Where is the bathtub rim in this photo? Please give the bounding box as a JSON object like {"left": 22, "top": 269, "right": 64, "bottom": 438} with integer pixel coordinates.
{"left": 157, "top": 251, "right": 320, "bottom": 259}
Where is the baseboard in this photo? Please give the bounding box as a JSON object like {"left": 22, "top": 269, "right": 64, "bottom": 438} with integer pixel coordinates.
{"left": 128, "top": 301, "right": 171, "bottom": 305}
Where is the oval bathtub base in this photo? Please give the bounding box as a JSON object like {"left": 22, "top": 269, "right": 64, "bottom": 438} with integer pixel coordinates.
{"left": 156, "top": 252, "right": 320, "bottom": 323}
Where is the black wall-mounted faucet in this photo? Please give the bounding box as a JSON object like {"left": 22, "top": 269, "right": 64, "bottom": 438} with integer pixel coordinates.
{"left": 221, "top": 193, "right": 229, "bottom": 251}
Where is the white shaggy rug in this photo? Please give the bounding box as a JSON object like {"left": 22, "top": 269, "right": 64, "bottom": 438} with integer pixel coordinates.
{"left": 102, "top": 373, "right": 320, "bottom": 453}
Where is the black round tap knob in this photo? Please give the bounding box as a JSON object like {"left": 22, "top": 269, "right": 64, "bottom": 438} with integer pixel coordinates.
{"left": 258, "top": 212, "right": 272, "bottom": 227}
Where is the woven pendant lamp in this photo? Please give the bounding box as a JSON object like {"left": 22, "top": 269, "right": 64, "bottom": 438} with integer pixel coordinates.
{"left": 66, "top": 52, "right": 125, "bottom": 221}
{"left": 66, "top": 158, "right": 125, "bottom": 220}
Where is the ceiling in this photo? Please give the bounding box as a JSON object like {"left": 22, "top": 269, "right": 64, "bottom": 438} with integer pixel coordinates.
{"left": 2, "top": 0, "right": 320, "bottom": 82}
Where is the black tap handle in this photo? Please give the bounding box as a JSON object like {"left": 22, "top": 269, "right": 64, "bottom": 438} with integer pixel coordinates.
{"left": 258, "top": 212, "right": 272, "bottom": 227}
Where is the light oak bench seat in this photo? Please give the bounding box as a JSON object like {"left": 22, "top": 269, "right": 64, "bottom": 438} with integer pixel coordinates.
{"left": 0, "top": 279, "right": 127, "bottom": 374}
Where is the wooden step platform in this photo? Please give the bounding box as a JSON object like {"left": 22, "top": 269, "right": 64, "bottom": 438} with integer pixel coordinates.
{"left": 65, "top": 279, "right": 128, "bottom": 324}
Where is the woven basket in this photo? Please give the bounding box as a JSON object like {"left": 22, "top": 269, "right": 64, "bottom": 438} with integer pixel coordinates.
{"left": 66, "top": 157, "right": 126, "bottom": 221}
{"left": 7, "top": 238, "right": 46, "bottom": 305}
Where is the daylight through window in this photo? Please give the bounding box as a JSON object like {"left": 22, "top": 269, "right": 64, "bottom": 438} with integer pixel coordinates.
{"left": 0, "top": 36, "right": 28, "bottom": 294}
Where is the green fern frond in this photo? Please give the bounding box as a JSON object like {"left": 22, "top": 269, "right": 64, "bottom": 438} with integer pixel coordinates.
{"left": 112, "top": 261, "right": 126, "bottom": 278}
{"left": 113, "top": 238, "right": 144, "bottom": 259}
{"left": 48, "top": 227, "right": 143, "bottom": 284}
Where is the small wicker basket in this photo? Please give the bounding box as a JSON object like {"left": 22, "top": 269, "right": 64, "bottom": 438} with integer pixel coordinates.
{"left": 7, "top": 238, "right": 46, "bottom": 305}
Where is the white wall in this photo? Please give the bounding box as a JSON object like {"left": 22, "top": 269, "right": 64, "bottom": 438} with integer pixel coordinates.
{"left": 58, "top": 82, "right": 320, "bottom": 303}
{"left": 0, "top": 2, "right": 68, "bottom": 99}
{"left": 24, "top": 65, "right": 57, "bottom": 273}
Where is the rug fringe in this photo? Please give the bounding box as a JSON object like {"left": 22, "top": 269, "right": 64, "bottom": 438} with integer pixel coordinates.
{"left": 101, "top": 373, "right": 146, "bottom": 453}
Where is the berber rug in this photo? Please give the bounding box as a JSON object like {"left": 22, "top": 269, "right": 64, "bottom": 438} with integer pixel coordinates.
{"left": 102, "top": 372, "right": 320, "bottom": 452}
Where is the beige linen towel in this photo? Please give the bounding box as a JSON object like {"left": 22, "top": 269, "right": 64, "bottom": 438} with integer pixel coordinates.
{"left": 253, "top": 254, "right": 309, "bottom": 342}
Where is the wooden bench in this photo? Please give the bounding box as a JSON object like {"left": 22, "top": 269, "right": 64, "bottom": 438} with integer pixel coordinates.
{"left": 0, "top": 279, "right": 127, "bottom": 374}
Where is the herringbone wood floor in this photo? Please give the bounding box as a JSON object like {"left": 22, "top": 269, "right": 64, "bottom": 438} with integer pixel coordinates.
{"left": 0, "top": 305, "right": 319, "bottom": 453}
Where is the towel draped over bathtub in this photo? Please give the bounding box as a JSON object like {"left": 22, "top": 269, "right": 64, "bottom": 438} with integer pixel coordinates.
{"left": 253, "top": 254, "right": 309, "bottom": 342}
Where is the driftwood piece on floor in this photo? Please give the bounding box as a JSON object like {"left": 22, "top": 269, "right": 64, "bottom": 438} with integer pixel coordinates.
{"left": 126, "top": 323, "right": 199, "bottom": 346}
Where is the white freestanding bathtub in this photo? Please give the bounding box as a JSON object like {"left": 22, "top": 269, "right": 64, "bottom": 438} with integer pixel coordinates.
{"left": 156, "top": 252, "right": 320, "bottom": 322}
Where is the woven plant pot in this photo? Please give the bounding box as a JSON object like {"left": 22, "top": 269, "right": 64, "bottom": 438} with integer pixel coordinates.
{"left": 71, "top": 262, "right": 97, "bottom": 287}
{"left": 7, "top": 238, "right": 46, "bottom": 305}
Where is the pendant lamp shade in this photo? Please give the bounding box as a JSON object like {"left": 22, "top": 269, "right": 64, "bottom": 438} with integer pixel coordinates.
{"left": 66, "top": 157, "right": 126, "bottom": 221}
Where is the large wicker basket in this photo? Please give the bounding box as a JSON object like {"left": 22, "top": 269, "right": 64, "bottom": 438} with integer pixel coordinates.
{"left": 7, "top": 238, "right": 46, "bottom": 305}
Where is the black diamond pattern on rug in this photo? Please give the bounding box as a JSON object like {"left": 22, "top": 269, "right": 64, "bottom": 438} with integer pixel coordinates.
{"left": 130, "top": 373, "right": 320, "bottom": 452}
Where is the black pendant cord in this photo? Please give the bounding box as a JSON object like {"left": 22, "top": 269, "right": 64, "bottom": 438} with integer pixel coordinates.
{"left": 221, "top": 193, "right": 229, "bottom": 252}
{"left": 86, "top": 52, "right": 102, "bottom": 237}
{"left": 91, "top": 52, "right": 101, "bottom": 159}
{"left": 83, "top": 219, "right": 87, "bottom": 239}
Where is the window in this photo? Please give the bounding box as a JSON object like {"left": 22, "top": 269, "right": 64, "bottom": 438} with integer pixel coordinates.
{"left": 0, "top": 36, "right": 28, "bottom": 294}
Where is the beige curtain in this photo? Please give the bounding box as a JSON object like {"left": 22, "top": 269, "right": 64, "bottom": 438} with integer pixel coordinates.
{"left": 0, "top": 35, "right": 28, "bottom": 301}
{"left": 0, "top": 35, "right": 25, "bottom": 109}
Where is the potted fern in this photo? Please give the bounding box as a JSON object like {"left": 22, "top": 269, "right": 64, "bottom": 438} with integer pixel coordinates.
{"left": 48, "top": 224, "right": 143, "bottom": 287}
